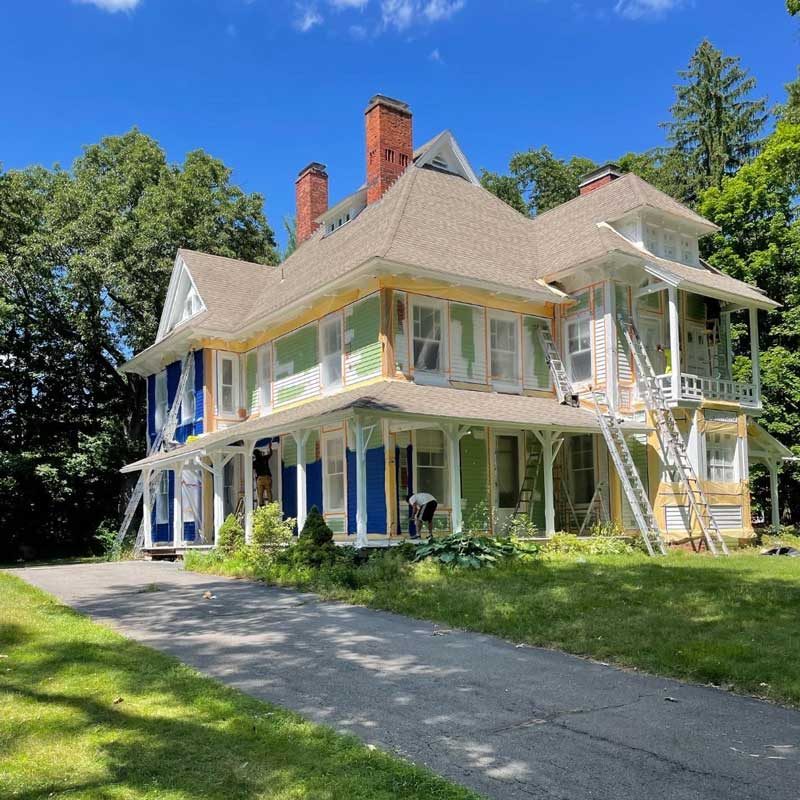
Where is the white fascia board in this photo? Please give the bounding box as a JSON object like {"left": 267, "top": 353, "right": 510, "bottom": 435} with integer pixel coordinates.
{"left": 415, "top": 130, "right": 479, "bottom": 185}
{"left": 155, "top": 254, "right": 208, "bottom": 343}
{"left": 120, "top": 327, "right": 198, "bottom": 376}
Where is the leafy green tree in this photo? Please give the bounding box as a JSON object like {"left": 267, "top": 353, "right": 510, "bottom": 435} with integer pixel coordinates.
{"left": 0, "top": 131, "right": 278, "bottom": 560}
{"left": 700, "top": 120, "right": 800, "bottom": 517}
{"left": 282, "top": 216, "right": 297, "bottom": 259}
{"left": 788, "top": 0, "right": 799, "bottom": 15}
{"left": 663, "top": 40, "right": 768, "bottom": 200}
{"left": 478, "top": 169, "right": 527, "bottom": 215}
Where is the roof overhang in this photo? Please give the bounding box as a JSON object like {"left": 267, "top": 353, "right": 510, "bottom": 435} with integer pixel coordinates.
{"left": 747, "top": 422, "right": 795, "bottom": 465}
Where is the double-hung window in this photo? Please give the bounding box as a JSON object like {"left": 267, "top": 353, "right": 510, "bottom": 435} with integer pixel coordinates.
{"left": 180, "top": 359, "right": 195, "bottom": 425}
{"left": 706, "top": 432, "right": 737, "bottom": 482}
{"left": 489, "top": 312, "right": 520, "bottom": 388}
{"left": 569, "top": 435, "right": 595, "bottom": 505}
{"left": 217, "top": 352, "right": 238, "bottom": 416}
{"left": 415, "top": 428, "right": 448, "bottom": 503}
{"left": 320, "top": 313, "right": 343, "bottom": 392}
{"left": 412, "top": 299, "right": 446, "bottom": 375}
{"left": 156, "top": 472, "right": 169, "bottom": 524}
{"left": 154, "top": 371, "right": 168, "bottom": 433}
{"left": 323, "top": 433, "right": 346, "bottom": 512}
{"left": 566, "top": 317, "right": 592, "bottom": 382}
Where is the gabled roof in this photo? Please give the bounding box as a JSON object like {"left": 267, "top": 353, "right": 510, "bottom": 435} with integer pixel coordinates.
{"left": 121, "top": 379, "right": 649, "bottom": 473}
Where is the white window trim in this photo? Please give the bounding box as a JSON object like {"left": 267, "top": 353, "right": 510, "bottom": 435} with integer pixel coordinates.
{"left": 180, "top": 358, "right": 195, "bottom": 425}
{"left": 154, "top": 371, "right": 168, "bottom": 433}
{"left": 563, "top": 310, "right": 593, "bottom": 385}
{"left": 704, "top": 431, "right": 739, "bottom": 483}
{"left": 156, "top": 472, "right": 169, "bottom": 525}
{"left": 319, "top": 311, "right": 344, "bottom": 395}
{"left": 322, "top": 431, "right": 347, "bottom": 515}
{"left": 488, "top": 309, "right": 522, "bottom": 394}
{"left": 216, "top": 351, "right": 240, "bottom": 418}
{"left": 410, "top": 296, "right": 449, "bottom": 386}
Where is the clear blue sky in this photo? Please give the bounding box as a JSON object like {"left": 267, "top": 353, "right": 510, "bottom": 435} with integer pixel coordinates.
{"left": 2, "top": 1, "right": 797, "bottom": 248}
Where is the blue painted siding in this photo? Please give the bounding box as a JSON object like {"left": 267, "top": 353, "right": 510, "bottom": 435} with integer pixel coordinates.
{"left": 366, "top": 446, "right": 386, "bottom": 534}
{"left": 183, "top": 521, "right": 196, "bottom": 542}
{"left": 173, "top": 350, "right": 205, "bottom": 444}
{"left": 282, "top": 455, "right": 297, "bottom": 524}
{"left": 193, "top": 349, "right": 204, "bottom": 426}
{"left": 153, "top": 471, "right": 174, "bottom": 544}
{"left": 307, "top": 460, "right": 323, "bottom": 516}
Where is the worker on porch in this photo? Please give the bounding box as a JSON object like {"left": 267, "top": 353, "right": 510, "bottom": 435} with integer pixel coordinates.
{"left": 657, "top": 343, "right": 672, "bottom": 374}
{"left": 406, "top": 492, "right": 438, "bottom": 539}
{"left": 253, "top": 443, "right": 274, "bottom": 506}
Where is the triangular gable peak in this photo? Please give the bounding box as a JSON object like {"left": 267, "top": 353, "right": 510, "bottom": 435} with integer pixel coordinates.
{"left": 156, "top": 253, "right": 207, "bottom": 342}
{"left": 413, "top": 130, "right": 478, "bottom": 185}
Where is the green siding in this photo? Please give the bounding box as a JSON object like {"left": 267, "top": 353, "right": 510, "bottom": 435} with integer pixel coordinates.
{"left": 621, "top": 435, "right": 649, "bottom": 530}
{"left": 282, "top": 436, "right": 297, "bottom": 467}
{"left": 574, "top": 291, "right": 590, "bottom": 313}
{"left": 523, "top": 317, "right": 550, "bottom": 388}
{"left": 326, "top": 516, "right": 346, "bottom": 534}
{"left": 460, "top": 429, "right": 489, "bottom": 530}
{"left": 275, "top": 326, "right": 318, "bottom": 376}
{"left": 346, "top": 294, "right": 382, "bottom": 381}
{"left": 305, "top": 430, "right": 319, "bottom": 464}
{"left": 246, "top": 350, "right": 258, "bottom": 413}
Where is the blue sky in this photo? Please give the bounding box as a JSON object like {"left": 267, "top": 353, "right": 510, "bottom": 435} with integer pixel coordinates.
{"left": 2, "top": 1, "right": 797, "bottom": 248}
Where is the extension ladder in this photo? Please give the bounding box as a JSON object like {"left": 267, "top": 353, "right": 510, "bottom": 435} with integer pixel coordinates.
{"left": 538, "top": 327, "right": 580, "bottom": 407}
{"left": 512, "top": 444, "right": 543, "bottom": 521}
{"left": 617, "top": 316, "right": 729, "bottom": 555}
{"left": 592, "top": 392, "right": 666, "bottom": 556}
{"left": 115, "top": 351, "right": 195, "bottom": 549}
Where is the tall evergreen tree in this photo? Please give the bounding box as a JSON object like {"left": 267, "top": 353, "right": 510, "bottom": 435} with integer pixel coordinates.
{"left": 663, "top": 40, "right": 768, "bottom": 200}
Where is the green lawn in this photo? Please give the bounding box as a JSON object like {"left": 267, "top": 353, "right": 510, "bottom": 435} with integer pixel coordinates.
{"left": 186, "top": 548, "right": 800, "bottom": 707}
{"left": 0, "top": 573, "right": 478, "bottom": 800}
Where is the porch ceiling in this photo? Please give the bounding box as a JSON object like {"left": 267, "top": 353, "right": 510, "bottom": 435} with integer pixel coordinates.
{"left": 121, "top": 380, "right": 650, "bottom": 473}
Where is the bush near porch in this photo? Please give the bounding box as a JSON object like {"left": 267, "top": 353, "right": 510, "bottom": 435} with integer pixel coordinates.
{"left": 185, "top": 540, "right": 800, "bottom": 708}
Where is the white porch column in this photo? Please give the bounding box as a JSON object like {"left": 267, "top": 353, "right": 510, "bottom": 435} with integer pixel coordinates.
{"left": 353, "top": 418, "right": 369, "bottom": 548}
{"left": 243, "top": 440, "right": 256, "bottom": 544}
{"left": 541, "top": 430, "right": 556, "bottom": 536}
{"left": 211, "top": 454, "right": 225, "bottom": 547}
{"left": 668, "top": 286, "right": 681, "bottom": 402}
{"left": 444, "top": 424, "right": 463, "bottom": 534}
{"left": 142, "top": 467, "right": 153, "bottom": 548}
{"left": 749, "top": 306, "right": 761, "bottom": 407}
{"left": 172, "top": 461, "right": 185, "bottom": 547}
{"left": 769, "top": 460, "right": 780, "bottom": 529}
{"left": 293, "top": 431, "right": 310, "bottom": 534}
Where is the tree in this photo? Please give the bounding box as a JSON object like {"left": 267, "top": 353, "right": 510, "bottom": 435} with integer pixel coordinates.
{"left": 282, "top": 216, "right": 297, "bottom": 259}
{"left": 663, "top": 40, "right": 768, "bottom": 200}
{"left": 699, "top": 120, "right": 800, "bottom": 518}
{"left": 478, "top": 170, "right": 527, "bottom": 215}
{"left": 788, "top": 0, "right": 799, "bottom": 15}
{"left": 0, "top": 130, "right": 279, "bottom": 560}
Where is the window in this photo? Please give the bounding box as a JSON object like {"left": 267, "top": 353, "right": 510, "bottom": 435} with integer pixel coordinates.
{"left": 323, "top": 434, "right": 346, "bottom": 512}
{"left": 181, "top": 359, "right": 195, "bottom": 424}
{"left": 223, "top": 459, "right": 236, "bottom": 518}
{"left": 662, "top": 230, "right": 676, "bottom": 260}
{"left": 320, "top": 313, "right": 343, "bottom": 391}
{"left": 706, "top": 432, "right": 737, "bottom": 482}
{"left": 217, "top": 353, "right": 238, "bottom": 416}
{"left": 523, "top": 317, "right": 551, "bottom": 390}
{"left": 259, "top": 344, "right": 272, "bottom": 412}
{"left": 412, "top": 299, "right": 446, "bottom": 374}
{"left": 495, "top": 435, "right": 520, "bottom": 509}
{"left": 645, "top": 225, "right": 659, "bottom": 256}
{"left": 490, "top": 313, "right": 520, "bottom": 386}
{"left": 680, "top": 236, "right": 694, "bottom": 265}
{"left": 156, "top": 472, "right": 169, "bottom": 524}
{"left": 569, "top": 435, "right": 595, "bottom": 505}
{"left": 566, "top": 317, "right": 592, "bottom": 382}
{"left": 154, "top": 371, "right": 168, "bottom": 432}
{"left": 181, "top": 467, "right": 202, "bottom": 531}
{"left": 415, "top": 428, "right": 447, "bottom": 503}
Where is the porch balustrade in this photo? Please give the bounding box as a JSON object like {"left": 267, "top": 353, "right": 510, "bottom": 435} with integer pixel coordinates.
{"left": 654, "top": 373, "right": 758, "bottom": 406}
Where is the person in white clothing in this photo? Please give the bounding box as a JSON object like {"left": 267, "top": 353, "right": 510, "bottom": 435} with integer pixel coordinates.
{"left": 406, "top": 492, "right": 438, "bottom": 539}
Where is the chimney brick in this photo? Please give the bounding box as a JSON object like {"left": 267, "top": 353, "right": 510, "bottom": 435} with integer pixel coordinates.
{"left": 295, "top": 162, "right": 328, "bottom": 244}
{"left": 578, "top": 163, "right": 622, "bottom": 196}
{"left": 365, "top": 95, "right": 413, "bottom": 204}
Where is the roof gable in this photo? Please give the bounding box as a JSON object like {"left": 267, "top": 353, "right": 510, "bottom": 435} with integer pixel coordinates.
{"left": 156, "top": 254, "right": 207, "bottom": 342}
{"left": 413, "top": 130, "right": 478, "bottom": 184}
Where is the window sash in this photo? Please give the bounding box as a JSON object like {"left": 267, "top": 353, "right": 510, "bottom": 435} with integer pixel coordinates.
{"left": 707, "top": 433, "right": 737, "bottom": 482}
{"left": 323, "top": 434, "right": 346, "bottom": 513}
{"left": 156, "top": 472, "right": 169, "bottom": 524}
{"left": 415, "top": 429, "right": 448, "bottom": 504}
{"left": 155, "top": 372, "right": 168, "bottom": 431}
{"left": 412, "top": 301, "right": 445, "bottom": 373}
{"left": 489, "top": 315, "right": 519, "bottom": 383}
{"left": 218, "top": 354, "right": 238, "bottom": 415}
{"left": 180, "top": 360, "right": 195, "bottom": 424}
{"left": 566, "top": 317, "right": 592, "bottom": 382}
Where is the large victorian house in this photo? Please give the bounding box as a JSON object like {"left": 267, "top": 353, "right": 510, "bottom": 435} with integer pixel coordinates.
{"left": 119, "top": 95, "right": 790, "bottom": 556}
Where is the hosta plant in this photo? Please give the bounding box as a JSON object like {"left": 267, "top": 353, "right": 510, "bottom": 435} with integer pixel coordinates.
{"left": 411, "top": 532, "right": 517, "bottom": 569}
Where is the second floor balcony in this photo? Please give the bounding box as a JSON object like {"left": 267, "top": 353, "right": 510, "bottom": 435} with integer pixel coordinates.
{"left": 656, "top": 373, "right": 758, "bottom": 407}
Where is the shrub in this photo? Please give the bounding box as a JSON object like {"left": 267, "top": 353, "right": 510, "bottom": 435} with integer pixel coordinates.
{"left": 251, "top": 502, "right": 295, "bottom": 549}
{"left": 542, "top": 532, "right": 636, "bottom": 556}
{"left": 283, "top": 506, "right": 338, "bottom": 567}
{"left": 505, "top": 515, "right": 538, "bottom": 539}
{"left": 589, "top": 520, "right": 625, "bottom": 538}
{"left": 412, "top": 531, "right": 517, "bottom": 569}
{"left": 217, "top": 514, "right": 245, "bottom": 557}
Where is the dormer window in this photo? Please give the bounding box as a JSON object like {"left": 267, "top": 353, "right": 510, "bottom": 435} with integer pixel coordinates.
{"left": 160, "top": 261, "right": 206, "bottom": 339}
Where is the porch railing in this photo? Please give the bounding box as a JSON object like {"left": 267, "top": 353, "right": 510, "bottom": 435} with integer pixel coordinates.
{"left": 654, "top": 373, "right": 758, "bottom": 406}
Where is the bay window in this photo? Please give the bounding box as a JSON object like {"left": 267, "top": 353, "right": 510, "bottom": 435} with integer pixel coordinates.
{"left": 706, "top": 432, "right": 737, "bottom": 482}
{"left": 412, "top": 299, "right": 446, "bottom": 375}
{"left": 566, "top": 316, "right": 592, "bottom": 382}
{"left": 489, "top": 312, "right": 520, "bottom": 388}
{"left": 415, "top": 428, "right": 448, "bottom": 503}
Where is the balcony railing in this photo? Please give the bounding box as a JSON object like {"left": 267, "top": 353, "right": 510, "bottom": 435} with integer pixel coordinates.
{"left": 655, "top": 373, "right": 758, "bottom": 406}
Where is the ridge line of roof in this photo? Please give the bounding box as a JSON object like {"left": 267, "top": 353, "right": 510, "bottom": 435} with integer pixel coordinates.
{"left": 380, "top": 165, "right": 420, "bottom": 257}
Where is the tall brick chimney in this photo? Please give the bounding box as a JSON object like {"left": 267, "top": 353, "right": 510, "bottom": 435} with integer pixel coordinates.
{"left": 295, "top": 162, "right": 328, "bottom": 244}
{"left": 578, "top": 163, "right": 622, "bottom": 196}
{"left": 365, "top": 95, "right": 413, "bottom": 205}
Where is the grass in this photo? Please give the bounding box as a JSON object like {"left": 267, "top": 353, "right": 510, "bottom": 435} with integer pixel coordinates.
{"left": 0, "top": 573, "right": 479, "bottom": 800}
{"left": 186, "top": 544, "right": 800, "bottom": 707}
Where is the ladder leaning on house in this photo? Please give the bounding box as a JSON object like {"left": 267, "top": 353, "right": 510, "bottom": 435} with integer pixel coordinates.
{"left": 592, "top": 392, "right": 667, "bottom": 556}
{"left": 617, "top": 316, "right": 729, "bottom": 556}
{"left": 538, "top": 327, "right": 580, "bottom": 407}
{"left": 512, "top": 446, "right": 543, "bottom": 522}
{"left": 115, "top": 351, "right": 195, "bottom": 550}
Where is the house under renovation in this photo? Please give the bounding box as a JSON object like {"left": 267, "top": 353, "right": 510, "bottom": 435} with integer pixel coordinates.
{"left": 119, "top": 95, "right": 791, "bottom": 556}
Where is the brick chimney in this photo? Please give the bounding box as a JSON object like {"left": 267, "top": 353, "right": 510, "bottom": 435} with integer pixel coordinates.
{"left": 365, "top": 95, "right": 413, "bottom": 205}
{"left": 295, "top": 162, "right": 328, "bottom": 244}
{"left": 578, "top": 163, "right": 622, "bottom": 196}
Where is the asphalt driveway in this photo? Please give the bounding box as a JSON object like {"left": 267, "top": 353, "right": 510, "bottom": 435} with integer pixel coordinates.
{"left": 11, "top": 561, "right": 800, "bottom": 800}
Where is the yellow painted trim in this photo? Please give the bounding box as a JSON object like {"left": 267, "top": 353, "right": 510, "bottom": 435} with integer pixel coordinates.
{"left": 385, "top": 430, "right": 398, "bottom": 536}
{"left": 380, "top": 288, "right": 395, "bottom": 379}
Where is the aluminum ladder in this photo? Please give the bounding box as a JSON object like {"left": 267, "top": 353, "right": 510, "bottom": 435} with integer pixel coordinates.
{"left": 538, "top": 327, "right": 580, "bottom": 407}
{"left": 617, "top": 316, "right": 729, "bottom": 555}
{"left": 115, "top": 351, "right": 195, "bottom": 549}
{"left": 592, "top": 392, "right": 666, "bottom": 556}
{"left": 578, "top": 480, "right": 610, "bottom": 536}
{"left": 512, "top": 445, "right": 543, "bottom": 521}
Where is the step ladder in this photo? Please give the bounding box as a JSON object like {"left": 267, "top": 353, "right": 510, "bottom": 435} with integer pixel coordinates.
{"left": 617, "top": 316, "right": 729, "bottom": 555}
{"left": 512, "top": 445, "right": 543, "bottom": 521}
{"left": 115, "top": 351, "right": 195, "bottom": 549}
{"left": 578, "top": 481, "right": 609, "bottom": 536}
{"left": 592, "top": 392, "right": 666, "bottom": 556}
{"left": 538, "top": 327, "right": 580, "bottom": 407}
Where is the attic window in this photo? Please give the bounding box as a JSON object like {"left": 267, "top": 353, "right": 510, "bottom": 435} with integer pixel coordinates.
{"left": 326, "top": 210, "right": 352, "bottom": 234}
